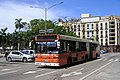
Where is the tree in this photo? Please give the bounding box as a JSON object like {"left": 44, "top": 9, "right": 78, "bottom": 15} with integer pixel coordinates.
{"left": 15, "top": 18, "right": 26, "bottom": 50}
{"left": 0, "top": 27, "right": 7, "bottom": 53}
{"left": 15, "top": 18, "right": 24, "bottom": 32}
{"left": 30, "top": 19, "right": 54, "bottom": 35}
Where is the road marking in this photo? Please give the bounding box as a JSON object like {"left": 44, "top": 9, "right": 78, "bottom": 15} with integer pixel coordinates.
{"left": 61, "top": 73, "right": 72, "bottom": 77}
{"left": 61, "top": 68, "right": 83, "bottom": 77}
{"left": 24, "top": 69, "right": 44, "bottom": 74}
{"left": 97, "top": 59, "right": 102, "bottom": 61}
{"left": 79, "top": 61, "right": 112, "bottom": 80}
{"left": 12, "top": 64, "right": 20, "bottom": 66}
{"left": 109, "top": 59, "right": 114, "bottom": 61}
{"left": 0, "top": 70, "right": 17, "bottom": 76}
{"left": 35, "top": 69, "right": 64, "bottom": 78}
{"left": 4, "top": 64, "right": 34, "bottom": 71}
{"left": 0, "top": 69, "right": 11, "bottom": 71}
{"left": 114, "top": 59, "right": 119, "bottom": 62}
{"left": 103, "top": 58, "right": 107, "bottom": 61}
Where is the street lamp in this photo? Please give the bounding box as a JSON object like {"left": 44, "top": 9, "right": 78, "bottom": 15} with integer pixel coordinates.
{"left": 30, "top": 2, "right": 64, "bottom": 34}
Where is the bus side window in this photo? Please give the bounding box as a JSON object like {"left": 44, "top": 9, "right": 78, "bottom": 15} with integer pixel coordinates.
{"left": 76, "top": 48, "right": 81, "bottom": 52}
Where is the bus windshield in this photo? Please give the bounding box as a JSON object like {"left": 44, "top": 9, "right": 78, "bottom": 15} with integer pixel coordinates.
{"left": 36, "top": 42, "right": 59, "bottom": 54}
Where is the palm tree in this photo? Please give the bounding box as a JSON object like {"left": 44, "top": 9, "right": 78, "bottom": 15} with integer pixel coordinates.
{"left": 15, "top": 18, "right": 25, "bottom": 50}
{"left": 0, "top": 27, "right": 7, "bottom": 53}
{"left": 15, "top": 18, "right": 24, "bottom": 32}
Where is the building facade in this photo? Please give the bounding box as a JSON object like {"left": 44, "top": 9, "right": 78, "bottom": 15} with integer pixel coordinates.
{"left": 58, "top": 14, "right": 120, "bottom": 52}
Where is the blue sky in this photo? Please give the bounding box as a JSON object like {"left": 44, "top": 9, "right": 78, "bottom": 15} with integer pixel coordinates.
{"left": 0, "top": 0, "right": 120, "bottom": 33}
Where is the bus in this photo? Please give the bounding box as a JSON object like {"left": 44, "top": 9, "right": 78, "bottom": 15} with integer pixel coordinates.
{"left": 35, "top": 34, "right": 100, "bottom": 66}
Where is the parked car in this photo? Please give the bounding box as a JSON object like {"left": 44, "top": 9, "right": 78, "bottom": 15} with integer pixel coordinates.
{"left": 7, "top": 50, "right": 34, "bottom": 62}
{"left": 100, "top": 50, "right": 108, "bottom": 54}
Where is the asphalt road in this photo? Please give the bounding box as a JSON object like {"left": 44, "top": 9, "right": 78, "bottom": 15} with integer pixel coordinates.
{"left": 0, "top": 53, "right": 120, "bottom": 80}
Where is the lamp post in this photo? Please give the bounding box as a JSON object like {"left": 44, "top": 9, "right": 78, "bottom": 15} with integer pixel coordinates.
{"left": 30, "top": 2, "right": 63, "bottom": 34}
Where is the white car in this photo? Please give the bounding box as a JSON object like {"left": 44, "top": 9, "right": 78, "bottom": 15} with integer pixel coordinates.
{"left": 21, "top": 50, "right": 35, "bottom": 57}
{"left": 7, "top": 50, "right": 34, "bottom": 62}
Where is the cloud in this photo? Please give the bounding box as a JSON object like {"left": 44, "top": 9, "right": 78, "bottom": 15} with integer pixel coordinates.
{"left": 0, "top": 1, "right": 67, "bottom": 33}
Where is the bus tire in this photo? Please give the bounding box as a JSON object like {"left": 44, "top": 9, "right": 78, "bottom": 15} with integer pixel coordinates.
{"left": 85, "top": 55, "right": 88, "bottom": 62}
{"left": 67, "top": 58, "right": 72, "bottom": 66}
{"left": 96, "top": 53, "right": 100, "bottom": 58}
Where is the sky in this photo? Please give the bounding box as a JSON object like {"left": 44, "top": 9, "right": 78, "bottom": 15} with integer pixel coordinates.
{"left": 0, "top": 0, "right": 120, "bottom": 33}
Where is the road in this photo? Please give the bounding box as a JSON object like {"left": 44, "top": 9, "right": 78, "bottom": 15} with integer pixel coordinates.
{"left": 0, "top": 53, "right": 120, "bottom": 80}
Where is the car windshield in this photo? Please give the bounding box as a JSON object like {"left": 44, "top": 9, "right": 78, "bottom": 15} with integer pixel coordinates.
{"left": 36, "top": 42, "right": 59, "bottom": 54}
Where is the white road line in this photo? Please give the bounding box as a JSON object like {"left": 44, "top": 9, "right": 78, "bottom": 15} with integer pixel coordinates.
{"left": 23, "top": 69, "right": 44, "bottom": 74}
{"left": 35, "top": 69, "right": 64, "bottom": 78}
{"left": 73, "top": 71, "right": 82, "bottom": 75}
{"left": 0, "top": 70, "right": 17, "bottom": 76}
{"left": 3, "top": 65, "right": 34, "bottom": 71}
{"left": 109, "top": 59, "right": 114, "bottom": 61}
{"left": 79, "top": 61, "right": 112, "bottom": 80}
{"left": 114, "top": 59, "right": 119, "bottom": 61}
{"left": 0, "top": 69, "right": 11, "bottom": 71}
{"left": 61, "top": 68, "right": 83, "bottom": 77}
{"left": 103, "top": 58, "right": 108, "bottom": 61}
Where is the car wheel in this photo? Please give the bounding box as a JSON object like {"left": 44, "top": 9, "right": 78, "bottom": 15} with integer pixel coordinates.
{"left": 23, "top": 57, "right": 27, "bottom": 62}
{"left": 8, "top": 57, "right": 12, "bottom": 62}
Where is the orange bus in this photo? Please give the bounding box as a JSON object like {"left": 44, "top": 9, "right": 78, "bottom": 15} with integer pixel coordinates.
{"left": 35, "top": 34, "right": 100, "bottom": 66}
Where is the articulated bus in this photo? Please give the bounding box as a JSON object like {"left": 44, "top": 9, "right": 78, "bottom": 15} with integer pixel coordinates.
{"left": 35, "top": 34, "right": 100, "bottom": 66}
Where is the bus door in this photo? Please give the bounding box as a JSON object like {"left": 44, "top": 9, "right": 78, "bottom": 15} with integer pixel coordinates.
{"left": 89, "top": 43, "right": 93, "bottom": 60}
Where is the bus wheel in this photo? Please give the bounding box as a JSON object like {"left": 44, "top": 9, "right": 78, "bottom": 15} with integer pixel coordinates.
{"left": 67, "top": 58, "right": 72, "bottom": 66}
{"left": 96, "top": 53, "right": 99, "bottom": 58}
{"left": 85, "top": 55, "right": 88, "bottom": 62}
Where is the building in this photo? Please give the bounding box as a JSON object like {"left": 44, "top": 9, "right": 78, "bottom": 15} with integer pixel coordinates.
{"left": 58, "top": 14, "right": 120, "bottom": 52}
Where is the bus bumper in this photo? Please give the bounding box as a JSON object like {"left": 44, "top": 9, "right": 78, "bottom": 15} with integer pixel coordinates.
{"left": 35, "top": 62, "right": 60, "bottom": 66}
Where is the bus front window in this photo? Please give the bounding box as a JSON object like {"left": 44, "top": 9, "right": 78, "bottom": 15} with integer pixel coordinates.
{"left": 36, "top": 42, "right": 46, "bottom": 53}
{"left": 47, "top": 42, "right": 59, "bottom": 54}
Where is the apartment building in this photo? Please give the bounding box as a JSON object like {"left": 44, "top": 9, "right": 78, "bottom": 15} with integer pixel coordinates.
{"left": 58, "top": 14, "right": 120, "bottom": 52}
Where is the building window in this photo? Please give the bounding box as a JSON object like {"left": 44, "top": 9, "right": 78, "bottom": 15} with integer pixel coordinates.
{"left": 78, "top": 32, "right": 80, "bottom": 36}
{"left": 105, "top": 23, "right": 108, "bottom": 30}
{"left": 74, "top": 25, "right": 76, "bottom": 32}
{"left": 101, "top": 31, "right": 103, "bottom": 34}
{"left": 100, "top": 23, "right": 103, "bottom": 26}
{"left": 109, "top": 29, "right": 115, "bottom": 32}
{"left": 109, "top": 38, "right": 115, "bottom": 40}
{"left": 96, "top": 31, "right": 98, "bottom": 34}
{"left": 87, "top": 24, "right": 89, "bottom": 29}
{"left": 109, "top": 34, "right": 115, "bottom": 36}
{"left": 101, "top": 39, "right": 103, "bottom": 45}
{"left": 87, "top": 32, "right": 89, "bottom": 37}
{"left": 91, "top": 24, "right": 94, "bottom": 29}
{"left": 105, "top": 35, "right": 108, "bottom": 37}
{"left": 78, "top": 25, "right": 80, "bottom": 31}
{"left": 92, "top": 31, "right": 94, "bottom": 34}
{"left": 109, "top": 42, "right": 115, "bottom": 44}
{"left": 96, "top": 23, "right": 98, "bottom": 27}
{"left": 110, "top": 22, "right": 115, "bottom": 24}
{"left": 101, "top": 35, "right": 103, "bottom": 38}
{"left": 105, "top": 31, "right": 108, "bottom": 37}
{"left": 106, "top": 39, "right": 108, "bottom": 42}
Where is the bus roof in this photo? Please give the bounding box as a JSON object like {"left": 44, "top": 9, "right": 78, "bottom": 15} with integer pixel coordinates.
{"left": 59, "top": 35, "right": 99, "bottom": 44}
{"left": 36, "top": 34, "right": 99, "bottom": 44}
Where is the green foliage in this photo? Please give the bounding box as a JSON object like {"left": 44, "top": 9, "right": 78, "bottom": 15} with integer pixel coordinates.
{"left": 30, "top": 19, "right": 54, "bottom": 35}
